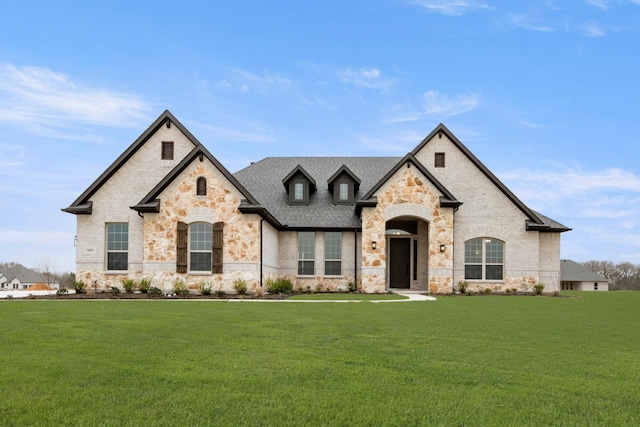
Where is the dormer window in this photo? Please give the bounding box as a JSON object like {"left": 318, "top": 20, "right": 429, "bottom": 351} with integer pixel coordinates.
{"left": 327, "top": 165, "right": 360, "bottom": 205}
{"left": 283, "top": 165, "right": 317, "bottom": 206}
{"left": 339, "top": 183, "right": 349, "bottom": 201}
{"left": 196, "top": 177, "right": 207, "bottom": 196}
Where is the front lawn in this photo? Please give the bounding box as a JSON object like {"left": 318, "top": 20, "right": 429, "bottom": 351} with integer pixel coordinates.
{"left": 1, "top": 292, "right": 638, "bottom": 426}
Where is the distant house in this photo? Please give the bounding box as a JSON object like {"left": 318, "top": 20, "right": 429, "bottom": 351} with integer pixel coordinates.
{"left": 63, "top": 110, "right": 570, "bottom": 294}
{"left": 0, "top": 265, "right": 56, "bottom": 290}
{"left": 560, "top": 259, "right": 609, "bottom": 291}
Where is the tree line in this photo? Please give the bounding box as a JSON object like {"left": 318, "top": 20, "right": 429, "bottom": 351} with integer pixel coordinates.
{"left": 581, "top": 260, "right": 640, "bottom": 291}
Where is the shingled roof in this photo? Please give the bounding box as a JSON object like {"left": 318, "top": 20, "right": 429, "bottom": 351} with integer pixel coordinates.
{"left": 561, "top": 260, "right": 608, "bottom": 282}
{"left": 234, "top": 157, "right": 401, "bottom": 229}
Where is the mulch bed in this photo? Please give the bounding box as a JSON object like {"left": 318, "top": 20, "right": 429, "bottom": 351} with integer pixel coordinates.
{"left": 27, "top": 292, "right": 290, "bottom": 300}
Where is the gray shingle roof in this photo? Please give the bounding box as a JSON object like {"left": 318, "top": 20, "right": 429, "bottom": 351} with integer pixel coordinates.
{"left": 561, "top": 259, "right": 608, "bottom": 282}
{"left": 0, "top": 265, "right": 47, "bottom": 284}
{"left": 234, "top": 157, "right": 401, "bottom": 229}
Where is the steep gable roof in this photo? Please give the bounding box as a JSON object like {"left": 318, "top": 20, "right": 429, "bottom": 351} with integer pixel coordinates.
{"left": 410, "top": 123, "right": 567, "bottom": 231}
{"left": 131, "top": 144, "right": 260, "bottom": 213}
{"left": 62, "top": 110, "right": 199, "bottom": 214}
{"left": 358, "top": 153, "right": 462, "bottom": 210}
{"left": 327, "top": 165, "right": 361, "bottom": 193}
{"left": 282, "top": 165, "right": 317, "bottom": 193}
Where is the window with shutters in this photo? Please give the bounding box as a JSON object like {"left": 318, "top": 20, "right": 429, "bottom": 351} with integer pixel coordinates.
{"left": 162, "top": 141, "right": 174, "bottom": 160}
{"left": 196, "top": 177, "right": 207, "bottom": 196}
{"left": 435, "top": 152, "right": 445, "bottom": 168}
{"left": 106, "top": 223, "right": 128, "bottom": 271}
{"left": 176, "top": 221, "right": 223, "bottom": 274}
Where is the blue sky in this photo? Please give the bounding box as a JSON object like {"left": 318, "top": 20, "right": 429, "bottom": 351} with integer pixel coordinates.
{"left": 1, "top": 0, "right": 639, "bottom": 273}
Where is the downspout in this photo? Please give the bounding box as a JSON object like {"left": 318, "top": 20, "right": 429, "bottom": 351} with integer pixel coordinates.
{"left": 354, "top": 229, "right": 358, "bottom": 289}
{"left": 452, "top": 205, "right": 459, "bottom": 294}
{"left": 260, "top": 217, "right": 265, "bottom": 289}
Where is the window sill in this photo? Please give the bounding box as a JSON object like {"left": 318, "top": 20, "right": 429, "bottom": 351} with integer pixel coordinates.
{"left": 106, "top": 271, "right": 128, "bottom": 275}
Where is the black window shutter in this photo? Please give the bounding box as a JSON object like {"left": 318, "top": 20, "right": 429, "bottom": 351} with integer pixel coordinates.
{"left": 177, "top": 221, "right": 188, "bottom": 273}
{"left": 212, "top": 221, "right": 223, "bottom": 274}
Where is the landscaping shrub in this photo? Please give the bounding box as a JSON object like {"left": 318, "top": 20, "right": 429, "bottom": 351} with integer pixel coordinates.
{"left": 110, "top": 286, "right": 120, "bottom": 294}
{"left": 534, "top": 283, "right": 545, "bottom": 295}
{"left": 138, "top": 278, "right": 151, "bottom": 293}
{"left": 198, "top": 281, "right": 213, "bottom": 295}
{"left": 148, "top": 286, "right": 162, "bottom": 295}
{"left": 73, "top": 280, "right": 86, "bottom": 294}
{"left": 457, "top": 280, "right": 469, "bottom": 294}
{"left": 172, "top": 279, "right": 189, "bottom": 296}
{"left": 214, "top": 289, "right": 226, "bottom": 297}
{"left": 265, "top": 278, "right": 293, "bottom": 294}
{"left": 56, "top": 288, "right": 68, "bottom": 296}
{"left": 233, "top": 279, "right": 248, "bottom": 295}
{"left": 121, "top": 278, "right": 136, "bottom": 293}
{"left": 348, "top": 281, "right": 357, "bottom": 293}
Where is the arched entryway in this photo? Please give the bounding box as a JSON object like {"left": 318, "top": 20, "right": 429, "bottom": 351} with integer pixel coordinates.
{"left": 385, "top": 216, "right": 429, "bottom": 291}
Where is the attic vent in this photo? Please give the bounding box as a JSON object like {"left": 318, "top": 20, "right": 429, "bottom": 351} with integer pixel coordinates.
{"left": 435, "top": 152, "right": 445, "bottom": 168}
{"left": 162, "top": 141, "right": 174, "bottom": 160}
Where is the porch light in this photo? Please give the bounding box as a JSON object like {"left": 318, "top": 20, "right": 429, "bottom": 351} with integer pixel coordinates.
{"left": 372, "top": 241, "right": 377, "bottom": 250}
{"left": 439, "top": 244, "right": 445, "bottom": 253}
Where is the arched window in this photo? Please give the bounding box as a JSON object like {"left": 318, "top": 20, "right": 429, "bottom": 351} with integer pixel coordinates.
{"left": 464, "top": 238, "right": 504, "bottom": 280}
{"left": 196, "top": 177, "right": 207, "bottom": 196}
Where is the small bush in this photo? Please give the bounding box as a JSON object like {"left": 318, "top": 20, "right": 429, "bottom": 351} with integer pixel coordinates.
{"left": 457, "top": 280, "right": 469, "bottom": 294}
{"left": 73, "top": 280, "right": 86, "bottom": 294}
{"left": 198, "top": 281, "right": 213, "bottom": 295}
{"left": 214, "top": 289, "right": 226, "bottom": 297}
{"left": 265, "top": 278, "right": 293, "bottom": 294}
{"left": 56, "top": 288, "right": 68, "bottom": 296}
{"left": 172, "top": 279, "right": 189, "bottom": 296}
{"left": 348, "top": 281, "right": 357, "bottom": 293}
{"left": 483, "top": 288, "right": 492, "bottom": 294}
{"left": 122, "top": 278, "right": 136, "bottom": 293}
{"left": 149, "top": 286, "right": 162, "bottom": 295}
{"left": 110, "top": 286, "right": 120, "bottom": 294}
{"left": 234, "top": 279, "right": 248, "bottom": 295}
{"left": 138, "top": 278, "right": 151, "bottom": 293}
{"left": 534, "top": 283, "right": 545, "bottom": 295}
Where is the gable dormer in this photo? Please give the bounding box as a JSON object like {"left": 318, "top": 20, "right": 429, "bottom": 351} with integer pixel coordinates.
{"left": 282, "top": 165, "right": 316, "bottom": 205}
{"left": 327, "top": 165, "right": 361, "bottom": 205}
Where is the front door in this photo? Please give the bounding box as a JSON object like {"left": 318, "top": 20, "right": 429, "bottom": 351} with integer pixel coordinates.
{"left": 389, "top": 238, "right": 411, "bottom": 289}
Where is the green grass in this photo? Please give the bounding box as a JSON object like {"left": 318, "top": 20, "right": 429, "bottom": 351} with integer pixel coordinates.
{"left": 288, "top": 292, "right": 407, "bottom": 300}
{"left": 1, "top": 292, "right": 639, "bottom": 426}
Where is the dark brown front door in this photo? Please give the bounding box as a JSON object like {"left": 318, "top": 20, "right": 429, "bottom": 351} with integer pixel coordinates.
{"left": 389, "top": 238, "right": 410, "bottom": 289}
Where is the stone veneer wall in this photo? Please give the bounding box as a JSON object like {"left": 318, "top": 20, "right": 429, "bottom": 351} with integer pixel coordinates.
{"left": 361, "top": 166, "right": 454, "bottom": 293}
{"left": 78, "top": 161, "right": 264, "bottom": 294}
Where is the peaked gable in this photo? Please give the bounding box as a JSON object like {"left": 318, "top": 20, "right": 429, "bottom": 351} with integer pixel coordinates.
{"left": 62, "top": 110, "right": 199, "bottom": 214}
{"left": 282, "top": 165, "right": 317, "bottom": 193}
{"left": 410, "top": 123, "right": 569, "bottom": 232}
{"left": 131, "top": 144, "right": 260, "bottom": 213}
{"left": 327, "top": 165, "right": 361, "bottom": 192}
{"left": 358, "top": 153, "right": 462, "bottom": 210}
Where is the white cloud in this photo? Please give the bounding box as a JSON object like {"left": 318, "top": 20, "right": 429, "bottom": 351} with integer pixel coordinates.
{"left": 422, "top": 90, "right": 479, "bottom": 118}
{"left": 0, "top": 63, "right": 149, "bottom": 132}
{"left": 411, "top": 0, "right": 490, "bottom": 15}
{"left": 580, "top": 21, "right": 606, "bottom": 37}
{"left": 191, "top": 122, "right": 276, "bottom": 144}
{"left": 586, "top": 0, "right": 609, "bottom": 10}
{"left": 510, "top": 14, "right": 554, "bottom": 32}
{"left": 337, "top": 67, "right": 396, "bottom": 91}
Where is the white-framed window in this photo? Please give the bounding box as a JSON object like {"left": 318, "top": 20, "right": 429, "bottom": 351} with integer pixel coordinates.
{"left": 294, "top": 182, "right": 304, "bottom": 201}
{"left": 464, "top": 238, "right": 504, "bottom": 280}
{"left": 324, "top": 232, "right": 342, "bottom": 276}
{"left": 298, "top": 232, "right": 315, "bottom": 275}
{"left": 190, "top": 222, "right": 212, "bottom": 272}
{"left": 106, "top": 223, "right": 128, "bottom": 271}
{"left": 339, "top": 183, "right": 349, "bottom": 201}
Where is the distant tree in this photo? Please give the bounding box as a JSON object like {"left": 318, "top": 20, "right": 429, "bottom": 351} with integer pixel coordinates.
{"left": 581, "top": 260, "right": 640, "bottom": 291}
{"left": 58, "top": 272, "right": 76, "bottom": 289}
{"left": 0, "top": 262, "right": 24, "bottom": 268}
{"left": 36, "top": 255, "right": 57, "bottom": 288}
